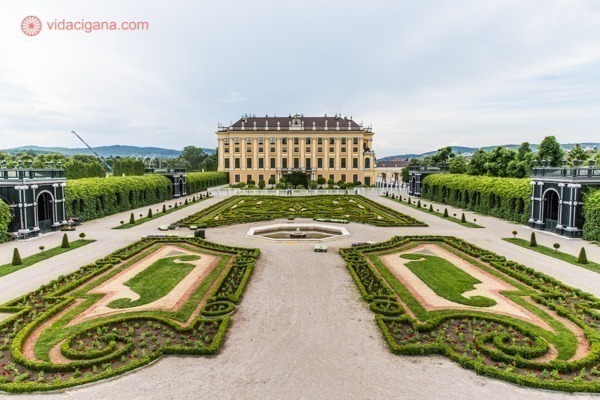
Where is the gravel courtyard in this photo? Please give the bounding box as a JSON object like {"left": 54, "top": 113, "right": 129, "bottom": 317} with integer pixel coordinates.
{"left": 0, "top": 192, "right": 598, "bottom": 399}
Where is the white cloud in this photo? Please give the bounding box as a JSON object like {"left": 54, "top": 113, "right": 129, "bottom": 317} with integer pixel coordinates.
{"left": 0, "top": 0, "right": 599, "bottom": 156}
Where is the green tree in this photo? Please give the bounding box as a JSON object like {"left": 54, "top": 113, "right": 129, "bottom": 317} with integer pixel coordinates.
{"left": 507, "top": 142, "right": 534, "bottom": 178}
{"left": 316, "top": 176, "right": 326, "bottom": 187}
{"left": 181, "top": 146, "right": 207, "bottom": 170}
{"left": 578, "top": 247, "right": 588, "bottom": 264}
{"left": 432, "top": 146, "right": 455, "bottom": 164}
{"left": 401, "top": 166, "right": 409, "bottom": 182}
{"left": 484, "top": 147, "right": 516, "bottom": 177}
{"left": 449, "top": 155, "right": 468, "bottom": 174}
{"left": 468, "top": 149, "right": 488, "bottom": 175}
{"left": 566, "top": 144, "right": 589, "bottom": 166}
{"left": 536, "top": 136, "right": 563, "bottom": 166}
{"left": 308, "top": 180, "right": 318, "bottom": 189}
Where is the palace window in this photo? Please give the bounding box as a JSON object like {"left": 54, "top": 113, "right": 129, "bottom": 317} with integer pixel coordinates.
{"left": 341, "top": 158, "right": 347, "bottom": 168}
{"left": 341, "top": 138, "right": 347, "bottom": 145}
{"left": 329, "top": 147, "right": 334, "bottom": 153}
{"left": 318, "top": 158, "right": 323, "bottom": 168}
{"left": 258, "top": 147, "right": 263, "bottom": 153}
{"left": 259, "top": 158, "right": 264, "bottom": 168}
{"left": 282, "top": 158, "right": 288, "bottom": 168}
{"left": 282, "top": 138, "right": 287, "bottom": 145}
{"left": 294, "top": 158, "right": 299, "bottom": 168}
{"left": 246, "top": 158, "right": 252, "bottom": 168}
{"left": 246, "top": 138, "right": 252, "bottom": 145}
{"left": 317, "top": 147, "right": 322, "bottom": 153}
{"left": 258, "top": 138, "right": 264, "bottom": 145}
{"left": 365, "top": 158, "right": 371, "bottom": 168}
{"left": 270, "top": 147, "right": 275, "bottom": 152}
{"left": 224, "top": 138, "right": 230, "bottom": 145}
{"left": 235, "top": 174, "right": 240, "bottom": 182}
{"left": 306, "top": 158, "right": 311, "bottom": 169}
{"left": 353, "top": 147, "right": 358, "bottom": 153}
{"left": 234, "top": 158, "right": 240, "bottom": 169}
{"left": 224, "top": 148, "right": 229, "bottom": 153}
{"left": 353, "top": 137, "right": 359, "bottom": 145}
{"left": 294, "top": 147, "right": 299, "bottom": 153}
{"left": 270, "top": 137, "right": 275, "bottom": 144}
{"left": 270, "top": 158, "right": 276, "bottom": 168}
{"left": 329, "top": 158, "right": 335, "bottom": 168}
{"left": 341, "top": 147, "right": 346, "bottom": 152}
{"left": 247, "top": 147, "right": 252, "bottom": 153}
{"left": 224, "top": 159, "right": 230, "bottom": 168}
{"left": 353, "top": 158, "right": 358, "bottom": 168}
{"left": 329, "top": 138, "right": 334, "bottom": 145}
{"left": 282, "top": 147, "right": 287, "bottom": 152}
{"left": 247, "top": 174, "right": 252, "bottom": 182}
{"left": 306, "top": 147, "right": 311, "bottom": 153}
{"left": 234, "top": 147, "right": 240, "bottom": 153}
{"left": 306, "top": 137, "right": 311, "bottom": 144}
{"left": 234, "top": 138, "right": 240, "bottom": 144}
{"left": 341, "top": 174, "right": 346, "bottom": 182}
{"left": 294, "top": 138, "right": 299, "bottom": 145}
{"left": 318, "top": 138, "right": 323, "bottom": 145}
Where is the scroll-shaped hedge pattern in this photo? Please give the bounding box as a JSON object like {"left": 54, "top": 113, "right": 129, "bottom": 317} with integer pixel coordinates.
{"left": 341, "top": 236, "right": 600, "bottom": 392}
{"left": 0, "top": 237, "right": 259, "bottom": 392}
{"left": 420, "top": 174, "right": 531, "bottom": 224}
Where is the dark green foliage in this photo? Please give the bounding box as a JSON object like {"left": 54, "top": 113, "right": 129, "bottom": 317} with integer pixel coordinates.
{"left": 583, "top": 190, "right": 600, "bottom": 242}
{"left": 416, "top": 200, "right": 421, "bottom": 208}
{"left": 180, "top": 195, "right": 426, "bottom": 228}
{"left": 63, "top": 159, "right": 105, "bottom": 179}
{"left": 61, "top": 233, "right": 70, "bottom": 249}
{"left": 429, "top": 204, "right": 433, "bottom": 212}
{"left": 443, "top": 208, "right": 449, "bottom": 217}
{"left": 529, "top": 232, "right": 537, "bottom": 247}
{"left": 537, "top": 136, "right": 564, "bottom": 166}
{"left": 162, "top": 204, "right": 167, "bottom": 213}
{"left": 461, "top": 213, "right": 466, "bottom": 223}
{"left": 578, "top": 247, "right": 588, "bottom": 264}
{"left": 185, "top": 172, "right": 227, "bottom": 194}
{"left": 66, "top": 175, "right": 172, "bottom": 220}
{"left": 11, "top": 248, "right": 22, "bottom": 266}
{"left": 147, "top": 208, "right": 153, "bottom": 218}
{"left": 0, "top": 200, "right": 10, "bottom": 243}
{"left": 421, "top": 174, "right": 531, "bottom": 224}
{"left": 129, "top": 213, "right": 135, "bottom": 224}
{"left": 112, "top": 159, "right": 145, "bottom": 176}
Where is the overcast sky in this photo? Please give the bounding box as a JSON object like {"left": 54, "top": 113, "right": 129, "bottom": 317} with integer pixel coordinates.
{"left": 1, "top": 0, "right": 600, "bottom": 157}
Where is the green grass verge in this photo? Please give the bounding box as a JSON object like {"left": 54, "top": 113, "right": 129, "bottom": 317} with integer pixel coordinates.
{"left": 0, "top": 239, "right": 95, "bottom": 278}
{"left": 112, "top": 196, "right": 210, "bottom": 229}
{"left": 503, "top": 237, "right": 600, "bottom": 275}
{"left": 383, "top": 195, "right": 484, "bottom": 228}
{"left": 108, "top": 255, "right": 198, "bottom": 308}
{"left": 400, "top": 253, "right": 496, "bottom": 307}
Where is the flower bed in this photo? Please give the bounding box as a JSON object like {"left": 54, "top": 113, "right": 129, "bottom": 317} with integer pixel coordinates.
{"left": 340, "top": 235, "right": 600, "bottom": 392}
{"left": 0, "top": 237, "right": 258, "bottom": 392}
{"left": 178, "top": 195, "right": 426, "bottom": 228}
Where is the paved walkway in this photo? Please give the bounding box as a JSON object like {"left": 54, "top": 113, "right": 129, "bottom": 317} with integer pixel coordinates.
{"left": 0, "top": 191, "right": 598, "bottom": 399}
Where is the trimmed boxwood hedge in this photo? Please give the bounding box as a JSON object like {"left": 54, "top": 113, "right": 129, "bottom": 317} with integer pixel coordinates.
{"left": 583, "top": 189, "right": 600, "bottom": 242}
{"left": 185, "top": 171, "right": 227, "bottom": 194}
{"left": 0, "top": 237, "right": 259, "bottom": 392}
{"left": 420, "top": 174, "right": 531, "bottom": 224}
{"left": 0, "top": 200, "right": 10, "bottom": 243}
{"left": 341, "top": 235, "right": 600, "bottom": 392}
{"left": 65, "top": 175, "right": 172, "bottom": 220}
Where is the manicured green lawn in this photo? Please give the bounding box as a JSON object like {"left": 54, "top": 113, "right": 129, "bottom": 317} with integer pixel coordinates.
{"left": 108, "top": 254, "right": 199, "bottom": 308}
{"left": 383, "top": 195, "right": 484, "bottom": 228}
{"left": 0, "top": 239, "right": 95, "bottom": 278}
{"left": 113, "top": 196, "right": 209, "bottom": 229}
{"left": 400, "top": 253, "right": 496, "bottom": 307}
{"left": 503, "top": 237, "right": 600, "bottom": 274}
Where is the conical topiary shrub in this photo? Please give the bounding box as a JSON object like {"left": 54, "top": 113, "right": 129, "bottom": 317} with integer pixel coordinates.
{"left": 61, "top": 233, "right": 70, "bottom": 249}
{"left": 443, "top": 208, "right": 449, "bottom": 218}
{"left": 162, "top": 204, "right": 167, "bottom": 213}
{"left": 129, "top": 213, "right": 135, "bottom": 224}
{"left": 578, "top": 247, "right": 588, "bottom": 264}
{"left": 148, "top": 208, "right": 153, "bottom": 218}
{"left": 184, "top": 199, "right": 188, "bottom": 206}
{"left": 417, "top": 200, "right": 421, "bottom": 208}
{"left": 429, "top": 204, "right": 433, "bottom": 212}
{"left": 529, "top": 232, "right": 537, "bottom": 247}
{"left": 461, "top": 213, "right": 466, "bottom": 223}
{"left": 12, "top": 248, "right": 22, "bottom": 266}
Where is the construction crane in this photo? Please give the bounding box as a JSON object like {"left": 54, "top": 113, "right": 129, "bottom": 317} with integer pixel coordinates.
{"left": 71, "top": 131, "right": 113, "bottom": 173}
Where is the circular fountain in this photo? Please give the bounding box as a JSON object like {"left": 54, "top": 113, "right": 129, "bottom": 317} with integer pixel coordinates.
{"left": 246, "top": 223, "right": 350, "bottom": 242}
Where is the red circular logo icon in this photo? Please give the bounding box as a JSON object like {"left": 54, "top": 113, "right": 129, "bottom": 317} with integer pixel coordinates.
{"left": 21, "top": 16, "right": 42, "bottom": 36}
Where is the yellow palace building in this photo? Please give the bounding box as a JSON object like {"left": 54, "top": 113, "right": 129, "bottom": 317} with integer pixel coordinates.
{"left": 217, "top": 114, "right": 377, "bottom": 186}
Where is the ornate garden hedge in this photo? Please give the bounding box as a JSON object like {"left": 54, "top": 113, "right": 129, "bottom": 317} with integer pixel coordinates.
{"left": 66, "top": 175, "right": 172, "bottom": 220}
{"left": 341, "top": 236, "right": 600, "bottom": 392}
{"left": 0, "top": 201, "right": 10, "bottom": 243}
{"left": 583, "top": 189, "right": 600, "bottom": 242}
{"left": 185, "top": 172, "right": 227, "bottom": 195}
{"left": 0, "top": 237, "right": 258, "bottom": 392}
{"left": 179, "top": 195, "right": 426, "bottom": 228}
{"left": 420, "top": 174, "right": 531, "bottom": 224}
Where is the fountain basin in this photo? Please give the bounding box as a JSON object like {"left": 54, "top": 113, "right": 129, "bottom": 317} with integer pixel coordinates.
{"left": 246, "top": 223, "right": 350, "bottom": 242}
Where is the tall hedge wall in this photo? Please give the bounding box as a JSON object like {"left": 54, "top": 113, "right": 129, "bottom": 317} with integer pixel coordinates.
{"left": 65, "top": 175, "right": 172, "bottom": 220}
{"left": 186, "top": 171, "right": 227, "bottom": 194}
{"left": 420, "top": 174, "right": 531, "bottom": 224}
{"left": 583, "top": 189, "right": 600, "bottom": 241}
{"left": 0, "top": 200, "right": 10, "bottom": 242}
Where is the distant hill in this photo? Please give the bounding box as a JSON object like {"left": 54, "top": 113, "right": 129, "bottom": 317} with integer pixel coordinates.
{"left": 380, "top": 143, "right": 600, "bottom": 160}
{"left": 2, "top": 145, "right": 216, "bottom": 158}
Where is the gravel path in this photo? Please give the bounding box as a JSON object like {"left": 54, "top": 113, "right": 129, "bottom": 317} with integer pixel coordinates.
{"left": 0, "top": 191, "right": 598, "bottom": 399}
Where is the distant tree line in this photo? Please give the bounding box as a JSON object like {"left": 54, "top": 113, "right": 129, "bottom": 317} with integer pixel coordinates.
{"left": 401, "top": 136, "right": 600, "bottom": 181}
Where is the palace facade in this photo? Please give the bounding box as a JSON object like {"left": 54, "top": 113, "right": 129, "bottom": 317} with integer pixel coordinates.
{"left": 217, "top": 114, "right": 377, "bottom": 186}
